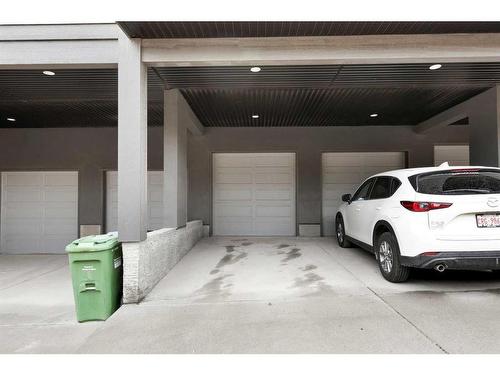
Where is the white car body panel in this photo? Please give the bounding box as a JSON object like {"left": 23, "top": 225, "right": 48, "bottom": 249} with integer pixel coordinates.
{"left": 337, "top": 164, "right": 500, "bottom": 259}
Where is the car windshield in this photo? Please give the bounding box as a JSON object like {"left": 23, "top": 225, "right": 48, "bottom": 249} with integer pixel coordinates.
{"left": 410, "top": 169, "right": 500, "bottom": 195}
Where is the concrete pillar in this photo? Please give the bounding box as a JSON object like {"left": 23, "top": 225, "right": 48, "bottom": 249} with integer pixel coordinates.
{"left": 469, "top": 86, "right": 500, "bottom": 167}
{"left": 164, "top": 89, "right": 188, "bottom": 228}
{"left": 117, "top": 33, "right": 148, "bottom": 242}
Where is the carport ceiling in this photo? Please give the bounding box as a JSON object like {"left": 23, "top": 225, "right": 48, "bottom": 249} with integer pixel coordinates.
{"left": 118, "top": 21, "right": 500, "bottom": 38}
{"left": 1, "top": 62, "right": 500, "bottom": 127}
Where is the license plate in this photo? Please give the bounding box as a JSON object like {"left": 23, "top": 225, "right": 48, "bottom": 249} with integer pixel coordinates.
{"left": 476, "top": 214, "right": 500, "bottom": 228}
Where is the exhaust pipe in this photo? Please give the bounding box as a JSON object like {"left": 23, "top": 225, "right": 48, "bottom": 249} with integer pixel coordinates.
{"left": 434, "top": 264, "right": 446, "bottom": 273}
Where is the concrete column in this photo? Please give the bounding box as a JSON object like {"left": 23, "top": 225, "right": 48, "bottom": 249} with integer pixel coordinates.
{"left": 164, "top": 89, "right": 188, "bottom": 228}
{"left": 469, "top": 86, "right": 500, "bottom": 167}
{"left": 117, "top": 33, "right": 148, "bottom": 242}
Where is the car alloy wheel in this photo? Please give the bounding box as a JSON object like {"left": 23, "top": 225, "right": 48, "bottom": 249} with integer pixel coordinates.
{"left": 379, "top": 240, "right": 393, "bottom": 274}
{"left": 336, "top": 222, "right": 344, "bottom": 244}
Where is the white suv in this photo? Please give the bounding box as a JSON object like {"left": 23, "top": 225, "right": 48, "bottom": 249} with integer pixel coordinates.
{"left": 335, "top": 163, "right": 500, "bottom": 282}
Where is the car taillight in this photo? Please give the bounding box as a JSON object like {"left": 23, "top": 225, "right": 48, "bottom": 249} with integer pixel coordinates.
{"left": 400, "top": 201, "right": 452, "bottom": 212}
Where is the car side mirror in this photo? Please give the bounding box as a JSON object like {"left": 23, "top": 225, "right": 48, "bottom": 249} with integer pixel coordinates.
{"left": 342, "top": 194, "right": 352, "bottom": 203}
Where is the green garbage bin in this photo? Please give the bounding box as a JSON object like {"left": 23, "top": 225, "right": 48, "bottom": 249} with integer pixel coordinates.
{"left": 66, "top": 233, "right": 123, "bottom": 322}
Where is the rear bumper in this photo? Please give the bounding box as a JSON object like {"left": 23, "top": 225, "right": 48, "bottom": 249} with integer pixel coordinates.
{"left": 401, "top": 251, "right": 500, "bottom": 270}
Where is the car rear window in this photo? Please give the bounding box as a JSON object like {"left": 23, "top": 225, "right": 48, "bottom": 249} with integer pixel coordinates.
{"left": 409, "top": 169, "right": 500, "bottom": 195}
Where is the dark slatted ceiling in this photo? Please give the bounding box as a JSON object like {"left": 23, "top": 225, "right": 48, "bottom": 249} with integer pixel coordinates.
{"left": 180, "top": 87, "right": 485, "bottom": 127}
{"left": 1, "top": 62, "right": 500, "bottom": 128}
{"left": 118, "top": 21, "right": 500, "bottom": 39}
{"left": 155, "top": 63, "right": 500, "bottom": 89}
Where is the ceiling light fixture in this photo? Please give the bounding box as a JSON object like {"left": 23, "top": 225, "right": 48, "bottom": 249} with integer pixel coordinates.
{"left": 370, "top": 113, "right": 378, "bottom": 118}
{"left": 43, "top": 70, "right": 55, "bottom": 76}
{"left": 250, "top": 67, "right": 261, "bottom": 73}
{"left": 7, "top": 117, "right": 16, "bottom": 122}
{"left": 252, "top": 114, "right": 260, "bottom": 119}
{"left": 429, "top": 64, "right": 442, "bottom": 70}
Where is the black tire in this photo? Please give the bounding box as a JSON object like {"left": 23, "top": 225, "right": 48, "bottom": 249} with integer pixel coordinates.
{"left": 375, "top": 232, "right": 410, "bottom": 283}
{"left": 335, "top": 214, "right": 352, "bottom": 248}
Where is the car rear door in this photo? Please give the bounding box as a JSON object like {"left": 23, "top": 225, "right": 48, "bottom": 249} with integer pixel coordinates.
{"left": 358, "top": 176, "right": 393, "bottom": 245}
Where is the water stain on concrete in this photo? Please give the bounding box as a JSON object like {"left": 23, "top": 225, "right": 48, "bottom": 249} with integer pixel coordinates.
{"left": 293, "top": 272, "right": 324, "bottom": 288}
{"left": 194, "top": 274, "right": 233, "bottom": 302}
{"left": 300, "top": 264, "right": 317, "bottom": 272}
{"left": 282, "top": 248, "right": 301, "bottom": 263}
{"left": 209, "top": 269, "right": 220, "bottom": 275}
{"left": 231, "top": 239, "right": 248, "bottom": 242}
{"left": 225, "top": 245, "right": 236, "bottom": 253}
{"left": 277, "top": 244, "right": 290, "bottom": 249}
{"left": 215, "top": 252, "right": 248, "bottom": 269}
{"left": 292, "top": 272, "right": 335, "bottom": 296}
{"left": 241, "top": 242, "right": 253, "bottom": 247}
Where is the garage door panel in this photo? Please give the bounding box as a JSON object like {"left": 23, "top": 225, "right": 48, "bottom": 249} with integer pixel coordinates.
{"left": 149, "top": 190, "right": 163, "bottom": 202}
{"left": 1, "top": 171, "right": 78, "bottom": 254}
{"left": 214, "top": 154, "right": 254, "bottom": 167}
{"left": 322, "top": 152, "right": 405, "bottom": 236}
{"left": 4, "top": 220, "right": 42, "bottom": 235}
{"left": 213, "top": 153, "right": 296, "bottom": 236}
{"left": 214, "top": 185, "right": 253, "bottom": 201}
{"left": 44, "top": 187, "right": 78, "bottom": 202}
{"left": 255, "top": 187, "right": 293, "bottom": 200}
{"left": 214, "top": 204, "right": 254, "bottom": 218}
{"left": 3, "top": 238, "right": 41, "bottom": 253}
{"left": 254, "top": 153, "right": 293, "bottom": 167}
{"left": 44, "top": 220, "right": 77, "bottom": 235}
{"left": 105, "top": 171, "right": 164, "bottom": 232}
{"left": 3, "top": 187, "right": 43, "bottom": 202}
{"left": 255, "top": 171, "right": 292, "bottom": 184}
{"left": 3, "top": 203, "right": 43, "bottom": 219}
{"left": 323, "top": 171, "right": 366, "bottom": 184}
{"left": 434, "top": 145, "right": 470, "bottom": 166}
{"left": 3, "top": 172, "right": 43, "bottom": 186}
{"left": 214, "top": 220, "right": 253, "bottom": 235}
{"left": 43, "top": 237, "right": 74, "bottom": 254}
{"left": 254, "top": 220, "right": 293, "bottom": 236}
{"left": 214, "top": 170, "right": 253, "bottom": 184}
{"left": 255, "top": 205, "right": 292, "bottom": 217}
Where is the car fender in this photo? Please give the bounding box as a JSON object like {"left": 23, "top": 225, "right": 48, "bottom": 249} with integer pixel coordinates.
{"left": 372, "top": 218, "right": 400, "bottom": 248}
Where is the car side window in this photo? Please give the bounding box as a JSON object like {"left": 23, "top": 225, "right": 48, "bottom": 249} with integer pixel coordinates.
{"left": 352, "top": 178, "right": 375, "bottom": 201}
{"left": 370, "top": 176, "right": 392, "bottom": 200}
{"left": 390, "top": 178, "right": 402, "bottom": 195}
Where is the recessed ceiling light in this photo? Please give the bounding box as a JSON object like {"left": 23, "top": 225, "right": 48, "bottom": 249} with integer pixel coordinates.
{"left": 252, "top": 114, "right": 260, "bottom": 119}
{"left": 429, "top": 64, "right": 442, "bottom": 70}
{"left": 43, "top": 70, "right": 55, "bottom": 76}
{"left": 370, "top": 113, "right": 378, "bottom": 118}
{"left": 250, "top": 67, "right": 261, "bottom": 73}
{"left": 7, "top": 117, "right": 16, "bottom": 122}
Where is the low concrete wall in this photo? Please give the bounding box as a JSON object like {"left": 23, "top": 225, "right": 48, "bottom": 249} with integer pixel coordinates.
{"left": 122, "top": 220, "right": 204, "bottom": 303}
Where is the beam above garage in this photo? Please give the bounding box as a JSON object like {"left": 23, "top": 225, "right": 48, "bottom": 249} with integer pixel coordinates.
{"left": 142, "top": 33, "right": 500, "bottom": 67}
{"left": 0, "top": 24, "right": 119, "bottom": 68}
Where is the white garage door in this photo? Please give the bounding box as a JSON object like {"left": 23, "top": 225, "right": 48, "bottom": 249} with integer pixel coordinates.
{"left": 213, "top": 153, "right": 296, "bottom": 236}
{"left": 105, "top": 171, "right": 164, "bottom": 232}
{"left": 1, "top": 171, "right": 78, "bottom": 254}
{"left": 322, "top": 152, "right": 406, "bottom": 236}
{"left": 434, "top": 145, "right": 470, "bottom": 166}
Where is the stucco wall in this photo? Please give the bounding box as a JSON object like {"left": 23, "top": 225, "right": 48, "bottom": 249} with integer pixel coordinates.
{"left": 0, "top": 124, "right": 468, "bottom": 234}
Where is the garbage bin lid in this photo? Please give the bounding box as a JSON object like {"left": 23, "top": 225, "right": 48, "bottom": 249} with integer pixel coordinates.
{"left": 66, "top": 233, "right": 119, "bottom": 253}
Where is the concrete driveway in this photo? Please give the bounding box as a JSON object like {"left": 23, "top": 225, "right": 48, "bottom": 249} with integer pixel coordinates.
{"left": 2, "top": 237, "right": 500, "bottom": 353}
